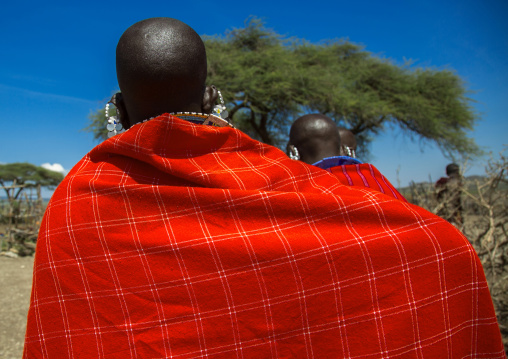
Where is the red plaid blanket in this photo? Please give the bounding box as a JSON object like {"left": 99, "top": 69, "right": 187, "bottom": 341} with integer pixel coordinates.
{"left": 24, "top": 115, "right": 504, "bottom": 358}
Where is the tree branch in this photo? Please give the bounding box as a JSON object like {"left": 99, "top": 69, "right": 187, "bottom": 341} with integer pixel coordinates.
{"left": 229, "top": 99, "right": 249, "bottom": 119}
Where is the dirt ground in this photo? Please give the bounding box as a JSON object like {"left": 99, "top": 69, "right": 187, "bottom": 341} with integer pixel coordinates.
{"left": 0, "top": 255, "right": 33, "bottom": 359}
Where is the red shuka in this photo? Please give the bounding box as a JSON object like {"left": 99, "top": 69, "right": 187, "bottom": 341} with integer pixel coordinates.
{"left": 24, "top": 115, "right": 504, "bottom": 358}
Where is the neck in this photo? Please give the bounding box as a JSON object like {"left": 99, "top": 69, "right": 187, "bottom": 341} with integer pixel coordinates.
{"left": 301, "top": 145, "right": 341, "bottom": 165}
{"left": 131, "top": 109, "right": 205, "bottom": 127}
{"left": 125, "top": 97, "right": 204, "bottom": 127}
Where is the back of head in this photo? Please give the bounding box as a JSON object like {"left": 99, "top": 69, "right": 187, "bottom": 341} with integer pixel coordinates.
{"left": 116, "top": 18, "right": 208, "bottom": 126}
{"left": 446, "top": 163, "right": 460, "bottom": 177}
{"left": 289, "top": 114, "right": 340, "bottom": 164}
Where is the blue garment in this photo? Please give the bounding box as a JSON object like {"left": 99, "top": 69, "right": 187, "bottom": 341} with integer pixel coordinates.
{"left": 312, "top": 156, "right": 362, "bottom": 170}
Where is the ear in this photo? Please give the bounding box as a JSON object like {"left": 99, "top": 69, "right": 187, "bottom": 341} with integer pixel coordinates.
{"left": 201, "top": 85, "right": 218, "bottom": 114}
{"left": 110, "top": 92, "right": 130, "bottom": 129}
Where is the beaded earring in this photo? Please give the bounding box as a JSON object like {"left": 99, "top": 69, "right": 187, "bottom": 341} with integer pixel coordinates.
{"left": 105, "top": 102, "right": 125, "bottom": 138}
{"left": 212, "top": 90, "right": 229, "bottom": 119}
{"left": 342, "top": 146, "right": 356, "bottom": 158}
{"left": 288, "top": 145, "right": 300, "bottom": 161}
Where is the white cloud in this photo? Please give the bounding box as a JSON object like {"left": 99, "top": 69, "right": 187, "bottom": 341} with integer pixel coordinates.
{"left": 41, "top": 163, "right": 66, "bottom": 174}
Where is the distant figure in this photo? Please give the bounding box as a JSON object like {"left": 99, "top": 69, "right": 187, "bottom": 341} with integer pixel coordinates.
{"left": 435, "top": 163, "right": 463, "bottom": 226}
{"left": 288, "top": 113, "right": 341, "bottom": 164}
{"left": 338, "top": 127, "right": 357, "bottom": 158}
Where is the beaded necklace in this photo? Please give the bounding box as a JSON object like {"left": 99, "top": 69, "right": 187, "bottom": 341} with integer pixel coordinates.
{"left": 106, "top": 90, "right": 232, "bottom": 138}
{"left": 106, "top": 109, "right": 233, "bottom": 138}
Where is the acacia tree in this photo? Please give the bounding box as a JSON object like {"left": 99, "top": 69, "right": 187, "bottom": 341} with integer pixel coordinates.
{"left": 86, "top": 18, "right": 479, "bottom": 159}
{"left": 0, "top": 163, "right": 64, "bottom": 202}
{"left": 0, "top": 163, "right": 64, "bottom": 249}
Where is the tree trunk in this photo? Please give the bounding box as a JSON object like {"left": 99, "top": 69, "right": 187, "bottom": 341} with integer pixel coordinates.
{"left": 258, "top": 113, "right": 273, "bottom": 145}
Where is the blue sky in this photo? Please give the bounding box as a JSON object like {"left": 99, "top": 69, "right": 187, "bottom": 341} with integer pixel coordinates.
{"left": 1, "top": 0, "right": 507, "bottom": 194}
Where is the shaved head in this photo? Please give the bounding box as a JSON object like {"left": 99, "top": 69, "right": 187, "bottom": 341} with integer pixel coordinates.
{"left": 289, "top": 114, "right": 341, "bottom": 164}
{"left": 116, "top": 18, "right": 212, "bottom": 126}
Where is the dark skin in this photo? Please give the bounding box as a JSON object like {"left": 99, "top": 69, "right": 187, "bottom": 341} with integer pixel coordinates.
{"left": 446, "top": 163, "right": 460, "bottom": 178}
{"left": 288, "top": 114, "right": 341, "bottom": 164}
{"left": 111, "top": 18, "right": 218, "bottom": 129}
{"left": 337, "top": 127, "right": 357, "bottom": 157}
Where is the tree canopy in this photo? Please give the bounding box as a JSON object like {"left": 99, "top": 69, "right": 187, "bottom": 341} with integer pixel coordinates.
{"left": 0, "top": 163, "right": 64, "bottom": 201}
{"left": 86, "top": 17, "right": 479, "bottom": 159}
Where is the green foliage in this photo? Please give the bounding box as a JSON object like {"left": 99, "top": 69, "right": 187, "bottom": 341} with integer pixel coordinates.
{"left": 0, "top": 163, "right": 64, "bottom": 201}
{"left": 85, "top": 17, "right": 480, "bottom": 159}
{"left": 204, "top": 19, "right": 303, "bottom": 146}
{"left": 205, "top": 17, "right": 479, "bottom": 157}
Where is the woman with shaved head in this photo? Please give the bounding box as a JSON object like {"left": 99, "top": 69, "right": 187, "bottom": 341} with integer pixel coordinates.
{"left": 288, "top": 114, "right": 341, "bottom": 164}
{"left": 114, "top": 18, "right": 224, "bottom": 129}
{"left": 24, "top": 18, "right": 503, "bottom": 358}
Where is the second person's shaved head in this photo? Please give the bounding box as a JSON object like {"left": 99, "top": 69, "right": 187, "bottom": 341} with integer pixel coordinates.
{"left": 289, "top": 114, "right": 341, "bottom": 164}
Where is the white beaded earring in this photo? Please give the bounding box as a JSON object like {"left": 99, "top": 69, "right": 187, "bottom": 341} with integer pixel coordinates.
{"left": 212, "top": 90, "right": 229, "bottom": 119}
{"left": 342, "top": 146, "right": 356, "bottom": 158}
{"left": 105, "top": 102, "right": 124, "bottom": 138}
{"left": 288, "top": 145, "right": 300, "bottom": 161}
